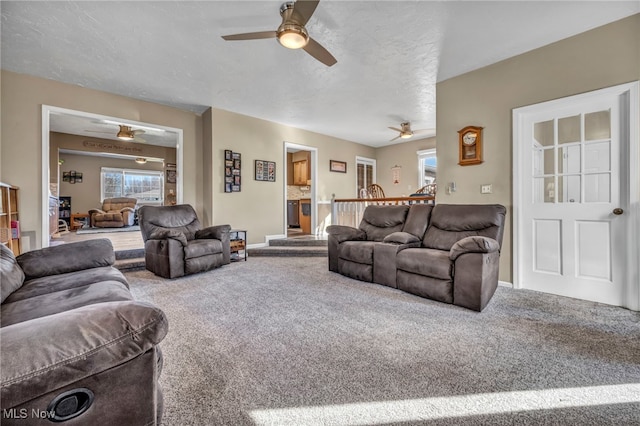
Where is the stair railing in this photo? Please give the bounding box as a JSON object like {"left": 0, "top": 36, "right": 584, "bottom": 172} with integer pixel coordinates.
{"left": 330, "top": 195, "right": 435, "bottom": 227}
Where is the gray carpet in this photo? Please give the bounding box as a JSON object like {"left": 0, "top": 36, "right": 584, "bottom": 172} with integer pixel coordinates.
{"left": 125, "top": 258, "right": 640, "bottom": 426}
{"left": 76, "top": 225, "right": 140, "bottom": 234}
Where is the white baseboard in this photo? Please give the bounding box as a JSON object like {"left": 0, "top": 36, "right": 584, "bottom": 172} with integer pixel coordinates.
{"left": 499, "top": 280, "right": 513, "bottom": 288}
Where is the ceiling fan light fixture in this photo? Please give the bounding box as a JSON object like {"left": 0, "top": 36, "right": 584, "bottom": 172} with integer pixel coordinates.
{"left": 400, "top": 132, "right": 413, "bottom": 139}
{"left": 277, "top": 25, "right": 309, "bottom": 49}
{"left": 117, "top": 125, "right": 135, "bottom": 141}
{"left": 135, "top": 157, "right": 147, "bottom": 164}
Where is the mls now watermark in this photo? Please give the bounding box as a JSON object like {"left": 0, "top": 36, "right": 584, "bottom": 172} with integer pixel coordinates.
{"left": 3, "top": 408, "right": 56, "bottom": 420}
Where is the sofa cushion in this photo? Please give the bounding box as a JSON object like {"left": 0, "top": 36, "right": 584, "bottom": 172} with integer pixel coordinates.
{"left": 17, "top": 239, "right": 116, "bottom": 280}
{"left": 1, "top": 244, "right": 24, "bottom": 304}
{"left": 397, "top": 248, "right": 452, "bottom": 280}
{"left": 4, "top": 266, "right": 129, "bottom": 304}
{"left": 359, "top": 205, "right": 409, "bottom": 241}
{"left": 422, "top": 204, "right": 507, "bottom": 251}
{"left": 184, "top": 239, "right": 223, "bottom": 260}
{"left": 402, "top": 204, "right": 433, "bottom": 238}
{"left": 339, "top": 241, "right": 377, "bottom": 265}
{"left": 0, "top": 281, "right": 132, "bottom": 327}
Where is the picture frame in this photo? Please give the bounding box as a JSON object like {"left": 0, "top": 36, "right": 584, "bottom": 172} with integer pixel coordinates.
{"left": 62, "top": 172, "right": 70, "bottom": 182}
{"left": 166, "top": 163, "right": 177, "bottom": 169}
{"left": 75, "top": 172, "right": 83, "bottom": 183}
{"left": 330, "top": 160, "right": 347, "bottom": 173}
{"left": 166, "top": 170, "right": 177, "bottom": 184}
{"left": 225, "top": 150, "right": 241, "bottom": 192}
{"left": 255, "top": 160, "right": 276, "bottom": 182}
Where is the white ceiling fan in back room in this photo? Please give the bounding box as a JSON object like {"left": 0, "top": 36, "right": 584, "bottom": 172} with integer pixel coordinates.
{"left": 221, "top": 0, "right": 337, "bottom": 67}
{"left": 388, "top": 122, "right": 434, "bottom": 142}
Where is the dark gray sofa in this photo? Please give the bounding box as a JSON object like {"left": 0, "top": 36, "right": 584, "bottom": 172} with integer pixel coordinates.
{"left": 0, "top": 239, "right": 168, "bottom": 425}
{"left": 327, "top": 204, "right": 506, "bottom": 311}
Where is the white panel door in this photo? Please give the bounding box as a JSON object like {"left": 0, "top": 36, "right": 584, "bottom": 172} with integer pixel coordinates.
{"left": 516, "top": 88, "right": 631, "bottom": 306}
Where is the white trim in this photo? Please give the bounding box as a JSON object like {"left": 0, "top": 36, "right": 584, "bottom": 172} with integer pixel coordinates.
{"left": 283, "top": 142, "right": 318, "bottom": 236}
{"left": 247, "top": 242, "right": 268, "bottom": 249}
{"left": 512, "top": 81, "right": 639, "bottom": 310}
{"left": 265, "top": 233, "right": 287, "bottom": 245}
{"left": 41, "top": 105, "right": 184, "bottom": 248}
{"left": 498, "top": 280, "right": 513, "bottom": 288}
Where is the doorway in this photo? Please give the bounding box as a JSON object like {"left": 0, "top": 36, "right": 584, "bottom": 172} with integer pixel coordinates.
{"left": 41, "top": 105, "right": 184, "bottom": 248}
{"left": 513, "top": 82, "right": 639, "bottom": 310}
{"left": 356, "top": 156, "right": 376, "bottom": 197}
{"left": 283, "top": 143, "right": 317, "bottom": 237}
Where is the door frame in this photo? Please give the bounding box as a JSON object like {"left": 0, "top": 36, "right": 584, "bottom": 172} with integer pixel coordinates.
{"left": 41, "top": 105, "right": 184, "bottom": 248}
{"left": 355, "top": 156, "right": 376, "bottom": 197}
{"left": 283, "top": 142, "right": 317, "bottom": 235}
{"left": 512, "top": 82, "right": 639, "bottom": 310}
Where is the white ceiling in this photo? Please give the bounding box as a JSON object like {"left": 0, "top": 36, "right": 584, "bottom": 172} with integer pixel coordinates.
{"left": 2, "top": 1, "right": 638, "bottom": 147}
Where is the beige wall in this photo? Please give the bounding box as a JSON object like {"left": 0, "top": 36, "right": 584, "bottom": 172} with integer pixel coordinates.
{"left": 375, "top": 137, "right": 436, "bottom": 197}
{"left": 210, "top": 108, "right": 376, "bottom": 244}
{"left": 436, "top": 14, "right": 640, "bottom": 282}
{"left": 1, "top": 70, "right": 201, "bottom": 248}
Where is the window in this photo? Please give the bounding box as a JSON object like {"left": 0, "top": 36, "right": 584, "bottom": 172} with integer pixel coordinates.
{"left": 356, "top": 157, "right": 376, "bottom": 197}
{"left": 101, "top": 167, "right": 164, "bottom": 204}
{"left": 417, "top": 149, "right": 437, "bottom": 188}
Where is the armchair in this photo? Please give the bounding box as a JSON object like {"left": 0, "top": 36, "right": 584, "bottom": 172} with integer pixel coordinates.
{"left": 89, "top": 197, "right": 137, "bottom": 228}
{"left": 138, "top": 204, "right": 231, "bottom": 278}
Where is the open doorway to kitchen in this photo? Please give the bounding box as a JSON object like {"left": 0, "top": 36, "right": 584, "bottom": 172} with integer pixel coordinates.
{"left": 283, "top": 143, "right": 317, "bottom": 237}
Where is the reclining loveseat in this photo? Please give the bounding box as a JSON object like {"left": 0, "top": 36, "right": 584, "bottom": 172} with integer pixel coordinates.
{"left": 327, "top": 204, "right": 506, "bottom": 311}
{"left": 1, "top": 239, "right": 167, "bottom": 425}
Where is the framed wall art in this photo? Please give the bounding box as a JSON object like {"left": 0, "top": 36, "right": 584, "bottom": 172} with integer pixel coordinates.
{"left": 224, "top": 150, "right": 242, "bottom": 192}
{"left": 254, "top": 160, "right": 276, "bottom": 182}
{"left": 329, "top": 160, "right": 347, "bottom": 173}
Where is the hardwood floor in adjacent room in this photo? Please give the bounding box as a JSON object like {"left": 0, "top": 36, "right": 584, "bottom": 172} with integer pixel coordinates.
{"left": 51, "top": 228, "right": 144, "bottom": 251}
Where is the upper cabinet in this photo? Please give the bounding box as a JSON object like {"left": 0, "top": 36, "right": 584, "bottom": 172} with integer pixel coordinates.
{"left": 288, "top": 151, "right": 311, "bottom": 186}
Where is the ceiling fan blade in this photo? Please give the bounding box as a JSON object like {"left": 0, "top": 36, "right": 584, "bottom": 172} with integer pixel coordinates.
{"left": 303, "top": 37, "right": 336, "bottom": 66}
{"left": 292, "top": 0, "right": 319, "bottom": 25}
{"left": 133, "top": 137, "right": 146, "bottom": 143}
{"left": 388, "top": 126, "right": 402, "bottom": 132}
{"left": 222, "top": 31, "right": 277, "bottom": 41}
{"left": 389, "top": 135, "right": 401, "bottom": 142}
{"left": 133, "top": 129, "right": 146, "bottom": 135}
{"left": 85, "top": 130, "right": 112, "bottom": 134}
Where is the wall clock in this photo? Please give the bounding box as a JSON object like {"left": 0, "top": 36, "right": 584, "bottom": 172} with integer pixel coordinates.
{"left": 458, "top": 126, "right": 483, "bottom": 166}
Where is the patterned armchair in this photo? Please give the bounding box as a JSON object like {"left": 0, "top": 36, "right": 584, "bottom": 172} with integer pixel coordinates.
{"left": 89, "top": 197, "right": 138, "bottom": 228}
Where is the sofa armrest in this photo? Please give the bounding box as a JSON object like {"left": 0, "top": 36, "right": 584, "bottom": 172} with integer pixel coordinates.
{"left": 148, "top": 229, "right": 188, "bottom": 246}
{"left": 195, "top": 224, "right": 231, "bottom": 240}
{"left": 326, "top": 225, "right": 366, "bottom": 243}
{"left": 88, "top": 208, "right": 105, "bottom": 215}
{"left": 383, "top": 231, "right": 420, "bottom": 245}
{"left": 449, "top": 236, "right": 500, "bottom": 261}
{"left": 16, "top": 239, "right": 115, "bottom": 280}
{"left": 0, "top": 300, "right": 168, "bottom": 409}
{"left": 119, "top": 206, "right": 135, "bottom": 213}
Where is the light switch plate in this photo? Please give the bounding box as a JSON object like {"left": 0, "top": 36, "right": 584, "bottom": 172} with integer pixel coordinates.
{"left": 481, "top": 184, "right": 492, "bottom": 194}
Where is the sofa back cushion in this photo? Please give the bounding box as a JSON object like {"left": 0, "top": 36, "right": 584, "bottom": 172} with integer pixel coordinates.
{"left": 102, "top": 197, "right": 137, "bottom": 212}
{"left": 1, "top": 244, "right": 25, "bottom": 304}
{"left": 402, "top": 204, "right": 433, "bottom": 238}
{"left": 359, "top": 205, "right": 409, "bottom": 241}
{"left": 138, "top": 204, "right": 201, "bottom": 242}
{"left": 422, "top": 204, "right": 507, "bottom": 251}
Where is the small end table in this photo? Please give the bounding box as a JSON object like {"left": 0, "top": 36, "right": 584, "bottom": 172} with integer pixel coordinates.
{"left": 70, "top": 213, "right": 90, "bottom": 231}
{"left": 229, "top": 229, "right": 247, "bottom": 262}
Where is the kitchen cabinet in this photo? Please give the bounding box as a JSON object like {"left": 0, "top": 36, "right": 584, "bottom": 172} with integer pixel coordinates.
{"left": 299, "top": 198, "right": 311, "bottom": 234}
{"left": 293, "top": 160, "right": 308, "bottom": 185}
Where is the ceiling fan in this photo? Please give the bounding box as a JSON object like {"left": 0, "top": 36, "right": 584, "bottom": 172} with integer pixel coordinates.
{"left": 85, "top": 124, "right": 146, "bottom": 142}
{"left": 221, "top": 0, "right": 337, "bottom": 67}
{"left": 388, "top": 122, "right": 434, "bottom": 142}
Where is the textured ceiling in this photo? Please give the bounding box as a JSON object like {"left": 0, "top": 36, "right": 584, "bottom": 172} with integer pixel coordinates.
{"left": 2, "top": 1, "right": 638, "bottom": 147}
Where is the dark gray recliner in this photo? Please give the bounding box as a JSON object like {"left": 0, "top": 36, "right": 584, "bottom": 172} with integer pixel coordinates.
{"left": 138, "top": 204, "right": 231, "bottom": 279}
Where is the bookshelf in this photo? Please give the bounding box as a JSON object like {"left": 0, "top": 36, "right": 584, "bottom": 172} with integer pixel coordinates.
{"left": 0, "top": 183, "right": 21, "bottom": 255}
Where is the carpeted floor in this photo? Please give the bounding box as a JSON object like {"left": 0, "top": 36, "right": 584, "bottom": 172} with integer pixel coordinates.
{"left": 125, "top": 258, "right": 640, "bottom": 426}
